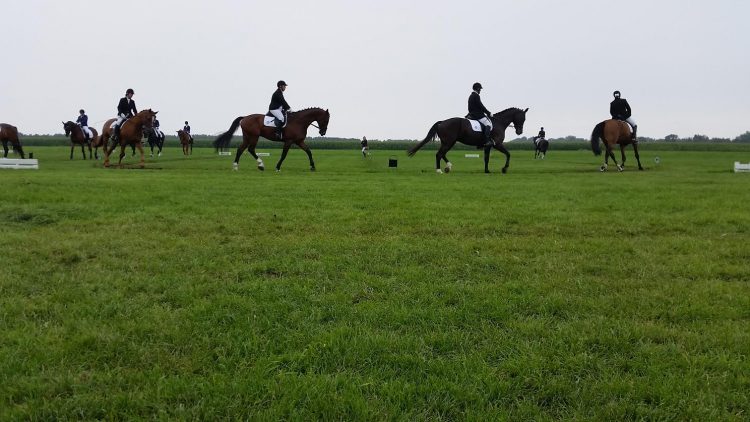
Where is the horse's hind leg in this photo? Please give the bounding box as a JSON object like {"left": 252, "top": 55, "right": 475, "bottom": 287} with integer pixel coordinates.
{"left": 232, "top": 137, "right": 251, "bottom": 170}
{"left": 442, "top": 151, "right": 452, "bottom": 173}
{"left": 81, "top": 143, "right": 87, "bottom": 160}
{"left": 2, "top": 140, "right": 8, "bottom": 158}
{"left": 620, "top": 145, "right": 627, "bottom": 169}
{"left": 70, "top": 144, "right": 74, "bottom": 160}
{"left": 246, "top": 138, "right": 264, "bottom": 171}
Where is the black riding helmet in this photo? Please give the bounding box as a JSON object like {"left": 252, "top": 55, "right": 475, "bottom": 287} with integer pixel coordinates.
{"left": 277, "top": 80, "right": 288, "bottom": 88}
{"left": 473, "top": 82, "right": 483, "bottom": 91}
{"left": 79, "top": 109, "right": 85, "bottom": 114}
{"left": 613, "top": 90, "right": 621, "bottom": 98}
{"left": 126, "top": 88, "right": 135, "bottom": 95}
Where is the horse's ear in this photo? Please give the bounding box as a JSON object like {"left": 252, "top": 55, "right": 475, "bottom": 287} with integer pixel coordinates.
{"left": 524, "top": 108, "right": 529, "bottom": 113}
{"left": 154, "top": 111, "right": 158, "bottom": 114}
{"left": 61, "top": 121, "right": 65, "bottom": 124}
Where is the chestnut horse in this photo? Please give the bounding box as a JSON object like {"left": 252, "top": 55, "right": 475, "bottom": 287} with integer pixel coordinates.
{"left": 590, "top": 119, "right": 643, "bottom": 171}
{"left": 177, "top": 129, "right": 192, "bottom": 155}
{"left": 0, "top": 123, "right": 25, "bottom": 158}
{"left": 408, "top": 107, "right": 528, "bottom": 174}
{"left": 103, "top": 110, "right": 158, "bottom": 168}
{"left": 62, "top": 121, "right": 100, "bottom": 160}
{"left": 213, "top": 107, "right": 330, "bottom": 171}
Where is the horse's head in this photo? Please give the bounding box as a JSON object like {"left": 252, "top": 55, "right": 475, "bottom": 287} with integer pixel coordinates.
{"left": 317, "top": 109, "right": 330, "bottom": 136}
{"left": 494, "top": 108, "right": 529, "bottom": 136}
{"left": 62, "top": 121, "right": 74, "bottom": 137}
{"left": 136, "top": 109, "right": 158, "bottom": 129}
{"left": 513, "top": 108, "right": 528, "bottom": 135}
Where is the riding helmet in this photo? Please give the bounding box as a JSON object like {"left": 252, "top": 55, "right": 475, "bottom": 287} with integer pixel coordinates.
{"left": 79, "top": 109, "right": 85, "bottom": 114}
{"left": 126, "top": 88, "right": 135, "bottom": 95}
{"left": 613, "top": 90, "right": 621, "bottom": 98}
{"left": 277, "top": 80, "right": 288, "bottom": 88}
{"left": 473, "top": 82, "right": 483, "bottom": 91}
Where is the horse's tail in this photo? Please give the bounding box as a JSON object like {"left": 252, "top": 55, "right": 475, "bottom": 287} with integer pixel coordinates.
{"left": 591, "top": 121, "right": 605, "bottom": 156}
{"left": 408, "top": 121, "right": 441, "bottom": 157}
{"left": 213, "top": 116, "right": 244, "bottom": 151}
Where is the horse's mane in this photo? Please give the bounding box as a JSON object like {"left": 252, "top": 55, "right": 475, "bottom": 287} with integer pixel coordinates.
{"left": 289, "top": 107, "right": 325, "bottom": 115}
{"left": 493, "top": 107, "right": 522, "bottom": 117}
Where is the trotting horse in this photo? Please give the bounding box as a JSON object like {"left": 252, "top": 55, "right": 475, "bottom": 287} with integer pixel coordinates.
{"left": 103, "top": 110, "right": 158, "bottom": 168}
{"left": 0, "top": 123, "right": 25, "bottom": 158}
{"left": 590, "top": 119, "right": 643, "bottom": 171}
{"left": 408, "top": 107, "right": 528, "bottom": 174}
{"left": 177, "top": 129, "right": 192, "bottom": 155}
{"left": 213, "top": 107, "right": 330, "bottom": 171}
{"left": 145, "top": 128, "right": 165, "bottom": 157}
{"left": 532, "top": 136, "right": 549, "bottom": 159}
{"left": 62, "top": 121, "right": 99, "bottom": 160}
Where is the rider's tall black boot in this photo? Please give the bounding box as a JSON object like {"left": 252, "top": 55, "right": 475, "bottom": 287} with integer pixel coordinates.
{"left": 275, "top": 120, "right": 283, "bottom": 140}
{"left": 632, "top": 125, "right": 638, "bottom": 141}
{"left": 482, "top": 125, "right": 494, "bottom": 147}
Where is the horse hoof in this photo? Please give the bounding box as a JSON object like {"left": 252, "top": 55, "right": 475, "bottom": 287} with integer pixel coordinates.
{"left": 638, "top": 167, "right": 644, "bottom": 171}
{"left": 310, "top": 167, "right": 316, "bottom": 172}
{"left": 618, "top": 165, "right": 624, "bottom": 172}
{"left": 275, "top": 169, "right": 281, "bottom": 173}
{"left": 484, "top": 170, "right": 490, "bottom": 174}
{"left": 436, "top": 169, "right": 443, "bottom": 174}
{"left": 501, "top": 168, "right": 508, "bottom": 174}
{"left": 258, "top": 165, "right": 265, "bottom": 171}
{"left": 140, "top": 164, "right": 145, "bottom": 169}
{"left": 599, "top": 166, "right": 607, "bottom": 172}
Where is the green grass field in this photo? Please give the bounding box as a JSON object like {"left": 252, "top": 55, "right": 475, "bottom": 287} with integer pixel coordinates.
{"left": 2, "top": 145, "right": 749, "bottom": 420}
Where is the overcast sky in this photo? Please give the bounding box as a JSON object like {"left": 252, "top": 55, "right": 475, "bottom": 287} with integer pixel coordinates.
{"left": 1, "top": 0, "right": 748, "bottom": 140}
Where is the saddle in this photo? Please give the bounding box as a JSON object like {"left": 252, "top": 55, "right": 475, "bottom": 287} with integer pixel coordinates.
{"left": 263, "top": 113, "right": 288, "bottom": 128}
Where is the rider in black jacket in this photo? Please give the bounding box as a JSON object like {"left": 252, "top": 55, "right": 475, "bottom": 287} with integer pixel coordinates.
{"left": 268, "top": 80, "right": 291, "bottom": 139}
{"left": 610, "top": 90, "right": 637, "bottom": 140}
{"left": 468, "top": 82, "right": 494, "bottom": 147}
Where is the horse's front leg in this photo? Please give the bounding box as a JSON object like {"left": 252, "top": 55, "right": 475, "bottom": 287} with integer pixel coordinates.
{"left": 2, "top": 140, "right": 8, "bottom": 158}
{"left": 81, "top": 143, "right": 87, "bottom": 160}
{"left": 298, "top": 141, "right": 315, "bottom": 171}
{"left": 620, "top": 145, "right": 627, "bottom": 170}
{"left": 632, "top": 142, "right": 644, "bottom": 170}
{"left": 493, "top": 142, "right": 511, "bottom": 174}
{"left": 70, "top": 144, "right": 74, "bottom": 160}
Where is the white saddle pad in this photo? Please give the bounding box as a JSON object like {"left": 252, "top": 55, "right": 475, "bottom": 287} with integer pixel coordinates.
{"left": 264, "top": 115, "right": 287, "bottom": 128}
{"left": 468, "top": 119, "right": 482, "bottom": 132}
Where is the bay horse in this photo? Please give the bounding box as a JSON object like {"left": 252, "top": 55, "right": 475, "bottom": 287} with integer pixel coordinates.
{"left": 408, "top": 107, "right": 528, "bottom": 174}
{"left": 62, "top": 121, "right": 99, "bottom": 160}
{"left": 532, "top": 136, "right": 549, "bottom": 159}
{"left": 590, "top": 119, "right": 643, "bottom": 171}
{"left": 103, "top": 110, "right": 158, "bottom": 168}
{"left": 0, "top": 123, "right": 25, "bottom": 158}
{"left": 213, "top": 107, "right": 330, "bottom": 171}
{"left": 177, "top": 129, "right": 192, "bottom": 155}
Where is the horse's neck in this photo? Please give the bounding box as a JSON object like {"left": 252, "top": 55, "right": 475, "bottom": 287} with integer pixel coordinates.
{"left": 291, "top": 109, "right": 322, "bottom": 126}
{"left": 494, "top": 112, "right": 515, "bottom": 129}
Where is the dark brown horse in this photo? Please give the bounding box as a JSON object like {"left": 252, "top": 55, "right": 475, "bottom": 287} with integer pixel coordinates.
{"left": 408, "top": 107, "right": 528, "bottom": 174}
{"left": 591, "top": 119, "right": 643, "bottom": 171}
{"left": 103, "top": 110, "right": 158, "bottom": 168}
{"left": 177, "top": 129, "right": 192, "bottom": 155}
{"left": 532, "top": 136, "right": 549, "bottom": 159}
{"left": 213, "top": 107, "right": 330, "bottom": 171}
{"left": 62, "top": 121, "right": 100, "bottom": 160}
{"left": 0, "top": 123, "right": 25, "bottom": 158}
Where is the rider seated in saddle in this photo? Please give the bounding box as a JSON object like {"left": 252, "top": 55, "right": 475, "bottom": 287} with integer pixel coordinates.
{"left": 183, "top": 121, "right": 193, "bottom": 142}
{"left": 610, "top": 90, "right": 637, "bottom": 140}
{"left": 536, "top": 126, "right": 545, "bottom": 145}
{"left": 361, "top": 136, "right": 368, "bottom": 157}
{"left": 76, "top": 109, "right": 91, "bottom": 140}
{"left": 153, "top": 117, "right": 163, "bottom": 139}
{"left": 113, "top": 88, "right": 137, "bottom": 142}
{"left": 467, "top": 82, "right": 494, "bottom": 147}
{"left": 268, "top": 80, "right": 291, "bottom": 139}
